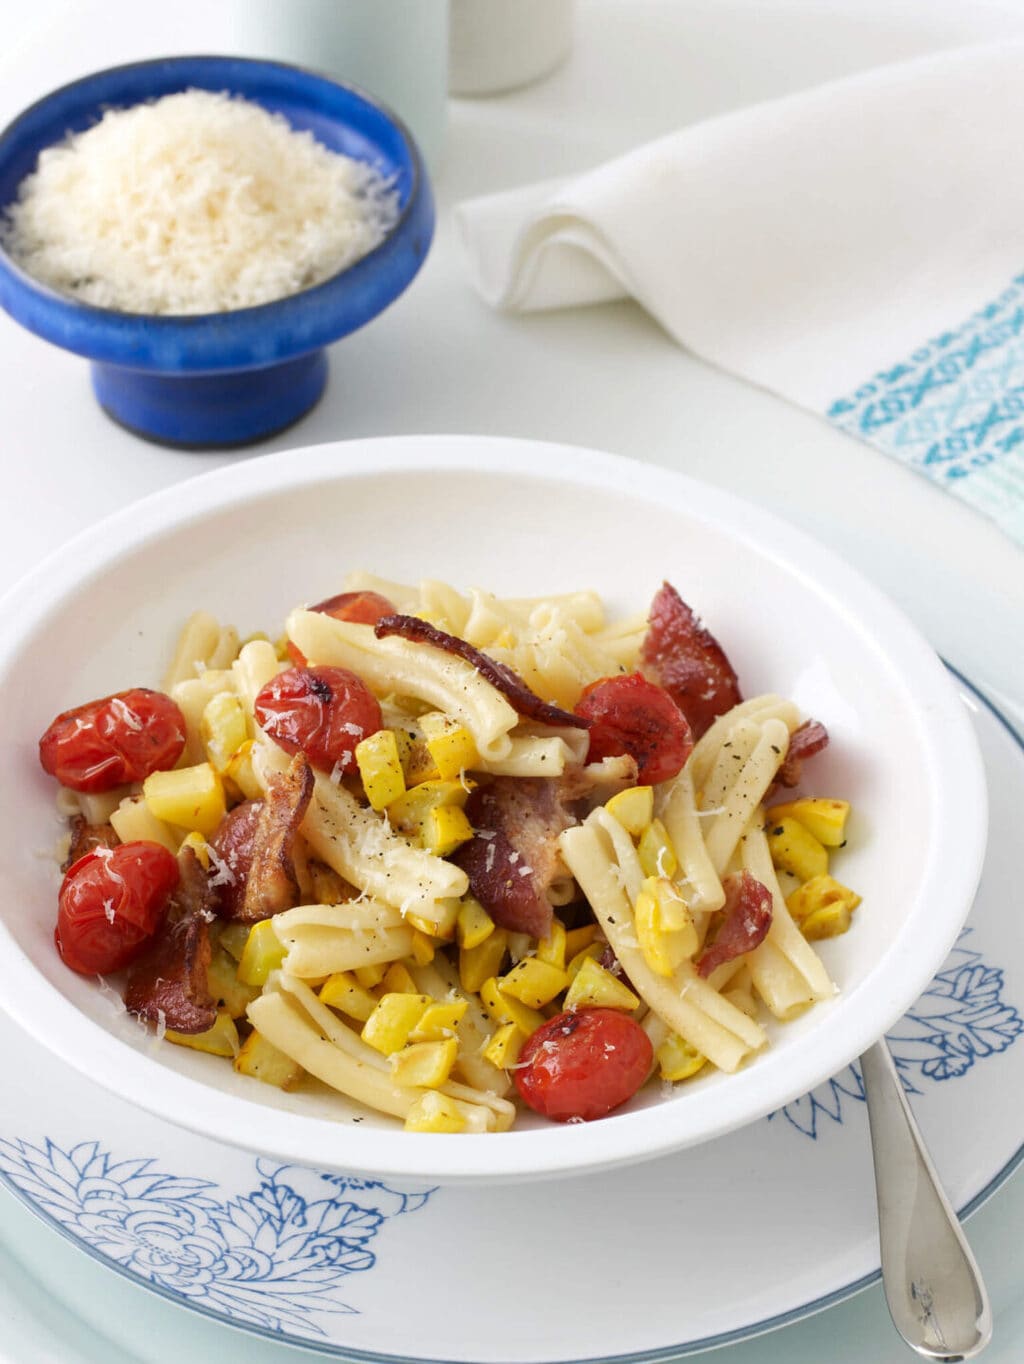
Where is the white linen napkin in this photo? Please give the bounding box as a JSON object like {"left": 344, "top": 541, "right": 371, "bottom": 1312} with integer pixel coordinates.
{"left": 456, "top": 41, "right": 1024, "bottom": 544}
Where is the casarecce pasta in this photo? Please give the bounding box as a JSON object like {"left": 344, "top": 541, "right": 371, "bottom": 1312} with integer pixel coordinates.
{"left": 39, "top": 575, "right": 862, "bottom": 1133}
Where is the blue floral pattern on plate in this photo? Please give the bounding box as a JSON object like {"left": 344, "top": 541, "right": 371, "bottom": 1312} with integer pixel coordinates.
{"left": 774, "top": 931, "right": 1023, "bottom": 1139}
{"left": 0, "top": 1141, "right": 432, "bottom": 1335}
{"left": 1, "top": 926, "right": 1018, "bottom": 1337}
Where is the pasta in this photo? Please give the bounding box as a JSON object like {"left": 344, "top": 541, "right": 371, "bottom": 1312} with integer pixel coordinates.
{"left": 40, "top": 573, "right": 863, "bottom": 1135}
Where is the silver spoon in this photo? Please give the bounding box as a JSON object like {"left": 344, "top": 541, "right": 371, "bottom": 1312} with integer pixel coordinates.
{"left": 861, "top": 1040, "right": 993, "bottom": 1360}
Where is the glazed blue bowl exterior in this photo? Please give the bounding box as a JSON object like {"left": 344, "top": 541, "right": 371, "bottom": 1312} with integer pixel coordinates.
{"left": 0, "top": 56, "right": 434, "bottom": 446}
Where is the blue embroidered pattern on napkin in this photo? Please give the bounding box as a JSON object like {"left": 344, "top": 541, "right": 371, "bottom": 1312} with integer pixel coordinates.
{"left": 827, "top": 275, "right": 1024, "bottom": 544}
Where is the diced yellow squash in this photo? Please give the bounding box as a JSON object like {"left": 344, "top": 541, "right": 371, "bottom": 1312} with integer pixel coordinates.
{"left": 786, "top": 874, "right": 862, "bottom": 921}
{"left": 605, "top": 786, "right": 655, "bottom": 836}
{"left": 767, "top": 817, "right": 829, "bottom": 881}
{"left": 536, "top": 919, "right": 567, "bottom": 970}
{"left": 201, "top": 692, "right": 249, "bottom": 774}
{"left": 479, "top": 977, "right": 546, "bottom": 1037}
{"left": 387, "top": 779, "right": 471, "bottom": 836}
{"left": 110, "top": 794, "right": 179, "bottom": 853}
{"left": 634, "top": 876, "right": 698, "bottom": 978}
{"left": 234, "top": 1029, "right": 303, "bottom": 1090}
{"left": 380, "top": 961, "right": 420, "bottom": 996}
{"left": 390, "top": 1038, "right": 458, "bottom": 1088}
{"left": 657, "top": 1033, "right": 707, "bottom": 1082}
{"left": 801, "top": 902, "right": 854, "bottom": 941}
{"left": 483, "top": 1021, "right": 525, "bottom": 1069}
{"left": 637, "top": 819, "right": 678, "bottom": 879}
{"left": 319, "top": 971, "right": 379, "bottom": 1023}
{"left": 361, "top": 993, "right": 431, "bottom": 1055}
{"left": 459, "top": 928, "right": 509, "bottom": 994}
{"left": 217, "top": 922, "right": 251, "bottom": 962}
{"left": 410, "top": 899, "right": 460, "bottom": 940}
{"left": 179, "top": 831, "right": 211, "bottom": 869}
{"left": 355, "top": 729, "right": 406, "bottom": 811}
{"left": 402, "top": 737, "right": 441, "bottom": 786}
{"left": 165, "top": 1010, "right": 239, "bottom": 1057}
{"left": 307, "top": 860, "right": 356, "bottom": 906}
{"left": 419, "top": 712, "right": 480, "bottom": 781}
{"left": 767, "top": 798, "right": 851, "bottom": 848}
{"left": 564, "top": 957, "right": 640, "bottom": 1012}
{"left": 564, "top": 923, "right": 601, "bottom": 961}
{"left": 207, "top": 946, "right": 260, "bottom": 1018}
{"left": 143, "top": 762, "right": 226, "bottom": 838}
{"left": 422, "top": 804, "right": 474, "bottom": 857}
{"left": 409, "top": 999, "right": 469, "bottom": 1042}
{"left": 500, "top": 957, "right": 569, "bottom": 1009}
{"left": 408, "top": 929, "right": 437, "bottom": 966}
{"left": 457, "top": 896, "right": 495, "bottom": 950}
{"left": 224, "top": 740, "right": 263, "bottom": 801}
{"left": 237, "top": 919, "right": 287, "bottom": 986}
{"left": 566, "top": 942, "right": 605, "bottom": 982}
{"left": 404, "top": 1090, "right": 475, "bottom": 1133}
{"left": 354, "top": 962, "right": 388, "bottom": 990}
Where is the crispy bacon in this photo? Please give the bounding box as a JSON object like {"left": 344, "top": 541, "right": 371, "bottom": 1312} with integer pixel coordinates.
{"left": 124, "top": 847, "right": 217, "bottom": 1034}
{"left": 374, "top": 614, "right": 589, "bottom": 730}
{"left": 776, "top": 719, "right": 829, "bottom": 789}
{"left": 61, "top": 815, "right": 120, "bottom": 872}
{"left": 640, "top": 582, "right": 741, "bottom": 740}
{"left": 695, "top": 871, "right": 773, "bottom": 978}
{"left": 211, "top": 753, "right": 314, "bottom": 922}
{"left": 453, "top": 778, "right": 579, "bottom": 938}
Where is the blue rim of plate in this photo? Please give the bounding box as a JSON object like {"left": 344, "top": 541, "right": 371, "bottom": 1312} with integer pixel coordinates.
{"left": 1, "top": 663, "right": 1020, "bottom": 1364}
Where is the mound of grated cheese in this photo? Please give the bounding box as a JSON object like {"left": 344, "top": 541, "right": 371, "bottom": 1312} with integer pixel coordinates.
{"left": 1, "top": 89, "right": 400, "bottom": 315}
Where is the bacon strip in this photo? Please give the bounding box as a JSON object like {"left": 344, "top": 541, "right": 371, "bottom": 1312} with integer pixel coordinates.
{"left": 776, "top": 719, "right": 829, "bottom": 789}
{"left": 61, "top": 815, "right": 120, "bottom": 872}
{"left": 212, "top": 753, "right": 314, "bottom": 922}
{"left": 374, "top": 614, "right": 589, "bottom": 730}
{"left": 639, "top": 582, "right": 741, "bottom": 740}
{"left": 695, "top": 871, "right": 773, "bottom": 978}
{"left": 453, "top": 778, "right": 579, "bottom": 939}
{"left": 124, "top": 847, "right": 217, "bottom": 1034}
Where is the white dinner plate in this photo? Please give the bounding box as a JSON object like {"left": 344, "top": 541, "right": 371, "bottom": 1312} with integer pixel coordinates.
{"left": 0, "top": 669, "right": 1020, "bottom": 1362}
{"left": 0, "top": 437, "right": 986, "bottom": 1184}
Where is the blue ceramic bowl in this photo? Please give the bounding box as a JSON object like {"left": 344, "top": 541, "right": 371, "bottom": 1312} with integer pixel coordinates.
{"left": 0, "top": 56, "right": 434, "bottom": 447}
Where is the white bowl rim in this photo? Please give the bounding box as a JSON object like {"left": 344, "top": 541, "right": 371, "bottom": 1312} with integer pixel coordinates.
{"left": 0, "top": 435, "right": 988, "bottom": 1184}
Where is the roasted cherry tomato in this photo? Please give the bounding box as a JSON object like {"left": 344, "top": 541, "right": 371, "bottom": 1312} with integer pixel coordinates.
{"left": 574, "top": 673, "right": 693, "bottom": 784}
{"left": 39, "top": 688, "right": 186, "bottom": 794}
{"left": 56, "top": 841, "right": 180, "bottom": 975}
{"left": 254, "top": 666, "right": 382, "bottom": 774}
{"left": 514, "top": 1008, "right": 653, "bottom": 1122}
{"left": 286, "top": 591, "right": 397, "bottom": 666}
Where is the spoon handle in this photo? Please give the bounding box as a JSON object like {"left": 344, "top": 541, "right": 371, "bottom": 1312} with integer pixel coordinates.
{"left": 861, "top": 1040, "right": 992, "bottom": 1360}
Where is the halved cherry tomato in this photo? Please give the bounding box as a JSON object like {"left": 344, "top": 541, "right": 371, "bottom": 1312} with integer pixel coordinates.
{"left": 39, "top": 688, "right": 186, "bottom": 794}
{"left": 254, "top": 666, "right": 382, "bottom": 774}
{"left": 574, "top": 673, "right": 693, "bottom": 784}
{"left": 286, "top": 591, "right": 397, "bottom": 666}
{"left": 514, "top": 1008, "right": 653, "bottom": 1122}
{"left": 56, "top": 841, "right": 180, "bottom": 975}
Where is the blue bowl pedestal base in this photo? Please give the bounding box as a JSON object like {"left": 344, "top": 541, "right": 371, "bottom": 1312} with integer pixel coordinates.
{"left": 90, "top": 350, "right": 329, "bottom": 449}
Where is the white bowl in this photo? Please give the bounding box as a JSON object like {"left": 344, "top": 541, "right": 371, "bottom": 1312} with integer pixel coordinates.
{"left": 0, "top": 435, "right": 987, "bottom": 1185}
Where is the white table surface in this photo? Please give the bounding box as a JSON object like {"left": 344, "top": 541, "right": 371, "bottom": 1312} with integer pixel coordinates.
{"left": 2, "top": 1, "right": 1023, "bottom": 1361}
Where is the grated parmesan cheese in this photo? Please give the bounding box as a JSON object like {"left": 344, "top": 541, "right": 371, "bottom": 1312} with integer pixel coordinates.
{"left": 1, "top": 89, "right": 400, "bottom": 315}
